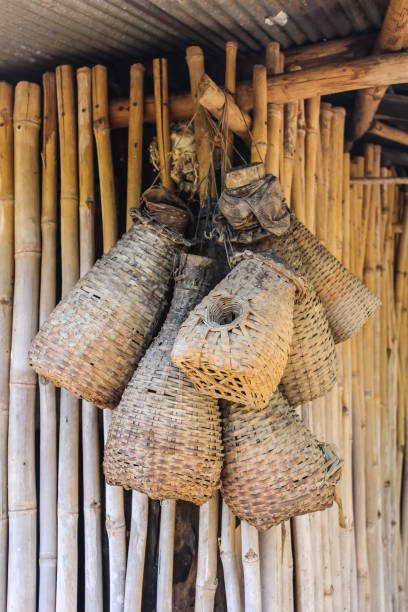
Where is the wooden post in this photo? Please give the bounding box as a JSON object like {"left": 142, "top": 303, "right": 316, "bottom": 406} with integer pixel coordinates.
{"left": 55, "top": 65, "right": 80, "bottom": 612}
{"left": 186, "top": 47, "right": 212, "bottom": 205}
{"left": 77, "top": 66, "right": 103, "bottom": 612}
{"left": 8, "top": 81, "right": 41, "bottom": 612}
{"left": 126, "top": 63, "right": 145, "bottom": 229}
{"left": 0, "top": 81, "right": 13, "bottom": 612}
{"left": 38, "top": 72, "right": 58, "bottom": 612}
{"left": 92, "top": 64, "right": 126, "bottom": 612}
{"left": 153, "top": 58, "right": 174, "bottom": 191}
{"left": 195, "top": 495, "right": 219, "bottom": 611}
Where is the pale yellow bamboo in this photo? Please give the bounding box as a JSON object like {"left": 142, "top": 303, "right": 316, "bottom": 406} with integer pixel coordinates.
{"left": 0, "top": 81, "right": 13, "bottom": 612}
{"left": 317, "top": 103, "right": 332, "bottom": 243}
{"left": 77, "top": 66, "right": 103, "bottom": 612}
{"left": 241, "top": 521, "right": 262, "bottom": 612}
{"left": 157, "top": 500, "right": 176, "bottom": 612}
{"left": 92, "top": 65, "right": 117, "bottom": 252}
{"left": 92, "top": 63, "right": 126, "bottom": 612}
{"left": 186, "top": 47, "right": 212, "bottom": 205}
{"left": 195, "top": 495, "right": 219, "bottom": 611}
{"left": 153, "top": 58, "right": 174, "bottom": 191}
{"left": 251, "top": 65, "right": 267, "bottom": 164}
{"left": 304, "top": 97, "right": 320, "bottom": 233}
{"left": 55, "top": 64, "right": 80, "bottom": 612}
{"left": 126, "top": 63, "right": 145, "bottom": 229}
{"left": 265, "top": 41, "right": 282, "bottom": 178}
{"left": 282, "top": 100, "right": 298, "bottom": 205}
{"left": 38, "top": 72, "right": 58, "bottom": 612}
{"left": 220, "top": 500, "right": 242, "bottom": 612}
{"left": 8, "top": 80, "right": 41, "bottom": 612}
{"left": 291, "top": 101, "right": 306, "bottom": 224}
{"left": 224, "top": 41, "right": 238, "bottom": 170}
{"left": 327, "top": 107, "right": 345, "bottom": 260}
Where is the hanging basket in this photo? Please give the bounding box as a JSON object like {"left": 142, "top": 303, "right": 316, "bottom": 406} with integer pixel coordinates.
{"left": 289, "top": 214, "right": 380, "bottom": 343}
{"left": 29, "top": 210, "right": 190, "bottom": 409}
{"left": 104, "top": 254, "right": 223, "bottom": 505}
{"left": 172, "top": 251, "right": 304, "bottom": 409}
{"left": 248, "top": 230, "right": 337, "bottom": 405}
{"left": 221, "top": 393, "right": 343, "bottom": 531}
{"left": 141, "top": 185, "right": 190, "bottom": 234}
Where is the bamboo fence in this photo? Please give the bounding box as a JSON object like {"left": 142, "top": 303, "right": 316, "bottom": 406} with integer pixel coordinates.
{"left": 1, "top": 40, "right": 408, "bottom": 612}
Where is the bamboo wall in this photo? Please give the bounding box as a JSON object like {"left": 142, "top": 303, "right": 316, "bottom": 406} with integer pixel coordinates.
{"left": 0, "top": 45, "right": 408, "bottom": 612}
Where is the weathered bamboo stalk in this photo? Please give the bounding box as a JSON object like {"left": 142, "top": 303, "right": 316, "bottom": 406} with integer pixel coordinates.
{"left": 153, "top": 58, "right": 174, "bottom": 191}
{"left": 186, "top": 47, "right": 212, "bottom": 205}
{"left": 282, "top": 100, "right": 298, "bottom": 205}
{"left": 304, "top": 97, "right": 320, "bottom": 233}
{"left": 125, "top": 492, "right": 148, "bottom": 612}
{"left": 0, "top": 81, "right": 13, "bottom": 612}
{"left": 351, "top": 0, "right": 408, "bottom": 143}
{"left": 7, "top": 81, "right": 41, "bottom": 612}
{"left": 250, "top": 65, "right": 267, "bottom": 163}
{"left": 291, "top": 101, "right": 306, "bottom": 224}
{"left": 92, "top": 63, "right": 126, "bottom": 612}
{"left": 77, "top": 66, "right": 103, "bottom": 612}
{"left": 157, "top": 500, "right": 176, "bottom": 612}
{"left": 241, "top": 521, "right": 262, "bottom": 612}
{"left": 38, "top": 72, "right": 58, "bottom": 612}
{"left": 195, "top": 495, "right": 219, "bottom": 611}
{"left": 224, "top": 41, "right": 238, "bottom": 169}
{"left": 317, "top": 103, "right": 332, "bottom": 243}
{"left": 55, "top": 64, "right": 80, "bottom": 612}
{"left": 395, "top": 184, "right": 408, "bottom": 330}
{"left": 126, "top": 63, "right": 145, "bottom": 229}
{"left": 351, "top": 176, "right": 408, "bottom": 184}
{"left": 220, "top": 500, "right": 242, "bottom": 612}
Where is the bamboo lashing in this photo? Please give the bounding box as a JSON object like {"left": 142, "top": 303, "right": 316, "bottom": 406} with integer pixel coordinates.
{"left": 55, "top": 64, "right": 80, "bottom": 612}
{"left": 186, "top": 46, "right": 212, "bottom": 205}
{"left": 92, "top": 63, "right": 127, "bottom": 612}
{"left": 38, "top": 72, "right": 58, "bottom": 612}
{"left": 126, "top": 63, "right": 145, "bottom": 229}
{"left": 124, "top": 60, "right": 148, "bottom": 612}
{"left": 153, "top": 58, "right": 174, "bottom": 191}
{"left": 8, "top": 81, "right": 41, "bottom": 612}
{"left": 0, "top": 81, "right": 13, "bottom": 612}
{"left": 77, "top": 66, "right": 103, "bottom": 611}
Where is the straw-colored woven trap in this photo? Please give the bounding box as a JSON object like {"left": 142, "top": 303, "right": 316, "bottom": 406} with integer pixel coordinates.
{"left": 172, "top": 251, "right": 303, "bottom": 409}
{"left": 221, "top": 392, "right": 343, "bottom": 530}
{"left": 104, "top": 254, "right": 223, "bottom": 504}
{"left": 29, "top": 211, "right": 190, "bottom": 408}
{"left": 142, "top": 185, "right": 190, "bottom": 234}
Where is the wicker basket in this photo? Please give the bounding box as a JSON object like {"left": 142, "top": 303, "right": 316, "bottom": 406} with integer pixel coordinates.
{"left": 221, "top": 393, "right": 343, "bottom": 530}
{"left": 248, "top": 230, "right": 337, "bottom": 405}
{"left": 29, "top": 210, "right": 190, "bottom": 409}
{"left": 142, "top": 186, "right": 190, "bottom": 234}
{"left": 172, "top": 251, "right": 304, "bottom": 409}
{"left": 289, "top": 215, "right": 380, "bottom": 343}
{"left": 104, "top": 254, "right": 223, "bottom": 505}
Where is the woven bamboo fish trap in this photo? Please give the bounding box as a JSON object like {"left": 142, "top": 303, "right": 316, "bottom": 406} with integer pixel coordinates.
{"left": 172, "top": 251, "right": 303, "bottom": 409}
{"left": 104, "top": 254, "right": 223, "bottom": 504}
{"left": 250, "top": 229, "right": 337, "bottom": 405}
{"left": 29, "top": 209, "right": 190, "bottom": 408}
{"left": 141, "top": 185, "right": 190, "bottom": 234}
{"left": 221, "top": 392, "right": 343, "bottom": 531}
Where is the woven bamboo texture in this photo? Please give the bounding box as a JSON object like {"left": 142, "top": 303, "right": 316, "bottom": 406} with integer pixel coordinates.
{"left": 250, "top": 229, "right": 337, "bottom": 405}
{"left": 104, "top": 254, "right": 223, "bottom": 504}
{"left": 141, "top": 185, "right": 189, "bottom": 234}
{"left": 172, "top": 252, "right": 300, "bottom": 408}
{"left": 29, "top": 213, "right": 188, "bottom": 408}
{"left": 221, "top": 392, "right": 343, "bottom": 531}
{"left": 288, "top": 213, "right": 380, "bottom": 342}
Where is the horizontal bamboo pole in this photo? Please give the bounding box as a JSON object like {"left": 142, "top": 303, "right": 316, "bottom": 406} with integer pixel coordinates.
{"left": 369, "top": 120, "right": 408, "bottom": 146}
{"left": 198, "top": 73, "right": 252, "bottom": 144}
{"left": 109, "top": 51, "right": 408, "bottom": 127}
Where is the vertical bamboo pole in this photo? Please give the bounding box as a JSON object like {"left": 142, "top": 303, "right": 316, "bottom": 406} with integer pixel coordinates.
{"left": 195, "top": 495, "right": 219, "bottom": 611}
{"left": 291, "top": 101, "right": 306, "bottom": 224}
{"left": 38, "top": 72, "right": 58, "bottom": 612}
{"left": 157, "top": 500, "right": 176, "bottom": 612}
{"left": 224, "top": 41, "right": 238, "bottom": 170}
{"left": 265, "top": 41, "right": 281, "bottom": 177}
{"left": 220, "top": 40, "right": 242, "bottom": 612}
{"left": 92, "top": 64, "right": 126, "bottom": 612}
{"left": 186, "top": 47, "right": 212, "bottom": 205}
{"left": 124, "top": 63, "right": 148, "bottom": 612}
{"left": 153, "top": 58, "right": 174, "bottom": 191}
{"left": 126, "top": 63, "right": 145, "bottom": 229}
{"left": 305, "top": 97, "right": 320, "bottom": 233}
{"left": 55, "top": 65, "right": 80, "bottom": 612}
{"left": 282, "top": 98, "right": 298, "bottom": 205}
{"left": 77, "top": 66, "right": 103, "bottom": 612}
{"left": 7, "top": 81, "right": 41, "bottom": 612}
{"left": 0, "top": 81, "right": 13, "bottom": 612}
{"left": 250, "top": 65, "right": 267, "bottom": 164}
{"left": 316, "top": 103, "right": 332, "bottom": 244}
{"left": 220, "top": 501, "right": 242, "bottom": 612}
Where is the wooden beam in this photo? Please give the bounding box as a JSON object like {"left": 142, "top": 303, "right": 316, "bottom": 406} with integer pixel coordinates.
{"left": 369, "top": 120, "right": 408, "bottom": 146}
{"left": 379, "top": 93, "right": 408, "bottom": 118}
{"left": 382, "top": 146, "right": 408, "bottom": 167}
{"left": 351, "top": 0, "right": 408, "bottom": 143}
{"left": 110, "top": 50, "right": 408, "bottom": 129}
